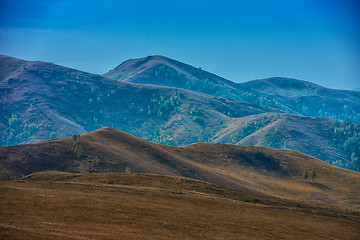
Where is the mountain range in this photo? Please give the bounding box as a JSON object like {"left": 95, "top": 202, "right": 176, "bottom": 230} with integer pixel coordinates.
{"left": 0, "top": 54, "right": 359, "bottom": 171}
{"left": 105, "top": 55, "right": 360, "bottom": 123}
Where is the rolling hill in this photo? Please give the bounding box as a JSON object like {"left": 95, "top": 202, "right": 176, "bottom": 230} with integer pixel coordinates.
{"left": 1, "top": 127, "right": 359, "bottom": 211}
{"left": 1, "top": 55, "right": 359, "bottom": 170}
{"left": 1, "top": 171, "right": 359, "bottom": 239}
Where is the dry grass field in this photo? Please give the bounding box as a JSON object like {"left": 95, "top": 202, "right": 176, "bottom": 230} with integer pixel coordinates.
{"left": 1, "top": 171, "right": 360, "bottom": 240}
{"left": 2, "top": 127, "right": 360, "bottom": 211}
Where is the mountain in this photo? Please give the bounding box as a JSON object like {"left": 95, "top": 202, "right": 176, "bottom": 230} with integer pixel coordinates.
{"left": 213, "top": 112, "right": 360, "bottom": 168}
{"left": 104, "top": 55, "right": 292, "bottom": 112}
{"left": 1, "top": 171, "right": 359, "bottom": 240}
{"left": 103, "top": 56, "right": 360, "bottom": 170}
{"left": 1, "top": 55, "right": 359, "bottom": 170}
{"left": 242, "top": 77, "right": 360, "bottom": 123}
{"left": 1, "top": 127, "right": 360, "bottom": 210}
{"left": 104, "top": 56, "right": 360, "bottom": 124}
{"left": 0, "top": 54, "right": 275, "bottom": 146}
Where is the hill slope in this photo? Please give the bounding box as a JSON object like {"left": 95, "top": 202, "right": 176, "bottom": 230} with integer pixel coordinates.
{"left": 1, "top": 127, "right": 359, "bottom": 210}
{"left": 242, "top": 77, "right": 360, "bottom": 123}
{"left": 104, "top": 55, "right": 291, "bottom": 111}
{"left": 105, "top": 56, "right": 360, "bottom": 124}
{"left": 0, "top": 54, "right": 274, "bottom": 146}
{"left": 1, "top": 171, "right": 359, "bottom": 239}
{"left": 213, "top": 112, "right": 360, "bottom": 169}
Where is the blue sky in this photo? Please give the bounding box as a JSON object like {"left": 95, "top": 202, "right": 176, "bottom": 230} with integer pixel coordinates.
{"left": 1, "top": 0, "right": 359, "bottom": 90}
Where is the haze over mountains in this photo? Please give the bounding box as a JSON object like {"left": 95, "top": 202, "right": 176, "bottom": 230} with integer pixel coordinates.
{"left": 1, "top": 55, "right": 359, "bottom": 171}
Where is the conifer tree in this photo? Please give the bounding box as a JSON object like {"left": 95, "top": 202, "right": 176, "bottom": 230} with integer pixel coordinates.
{"left": 311, "top": 169, "right": 317, "bottom": 180}
{"left": 304, "top": 170, "right": 309, "bottom": 180}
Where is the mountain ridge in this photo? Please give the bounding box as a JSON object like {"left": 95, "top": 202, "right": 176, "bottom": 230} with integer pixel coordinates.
{"left": 242, "top": 77, "right": 360, "bottom": 123}
{"left": 105, "top": 55, "right": 360, "bottom": 124}
{"left": 104, "top": 55, "right": 292, "bottom": 112}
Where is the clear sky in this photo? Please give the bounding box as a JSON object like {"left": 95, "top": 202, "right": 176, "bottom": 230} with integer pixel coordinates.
{"left": 1, "top": 0, "right": 359, "bottom": 90}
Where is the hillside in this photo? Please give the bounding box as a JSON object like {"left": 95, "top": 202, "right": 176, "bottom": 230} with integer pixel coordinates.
{"left": 213, "top": 112, "right": 360, "bottom": 169}
{"left": 0, "top": 54, "right": 275, "bottom": 146}
{"left": 1, "top": 55, "right": 359, "bottom": 170}
{"left": 1, "top": 127, "right": 359, "bottom": 211}
{"left": 104, "top": 56, "right": 360, "bottom": 124}
{"left": 242, "top": 77, "right": 360, "bottom": 123}
{"left": 104, "top": 55, "right": 291, "bottom": 112}
{"left": 1, "top": 171, "right": 359, "bottom": 240}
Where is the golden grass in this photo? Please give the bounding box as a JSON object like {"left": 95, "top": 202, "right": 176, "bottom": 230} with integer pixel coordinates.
{"left": 1, "top": 172, "right": 360, "bottom": 239}
{"left": 1, "top": 127, "right": 360, "bottom": 211}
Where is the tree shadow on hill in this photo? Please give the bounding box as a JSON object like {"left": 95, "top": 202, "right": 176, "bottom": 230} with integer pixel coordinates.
{"left": 308, "top": 182, "right": 332, "bottom": 190}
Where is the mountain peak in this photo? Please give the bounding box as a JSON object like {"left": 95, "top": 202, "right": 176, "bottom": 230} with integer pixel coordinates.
{"left": 103, "top": 54, "right": 244, "bottom": 95}
{"left": 103, "top": 55, "right": 174, "bottom": 81}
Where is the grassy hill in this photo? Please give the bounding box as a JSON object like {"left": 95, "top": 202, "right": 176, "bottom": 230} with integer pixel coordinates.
{"left": 0, "top": 171, "right": 359, "bottom": 239}
{"left": 1, "top": 127, "right": 359, "bottom": 211}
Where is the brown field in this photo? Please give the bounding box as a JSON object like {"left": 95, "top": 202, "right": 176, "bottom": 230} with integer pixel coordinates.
{"left": 2, "top": 127, "right": 360, "bottom": 211}
{"left": 1, "top": 171, "right": 360, "bottom": 240}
